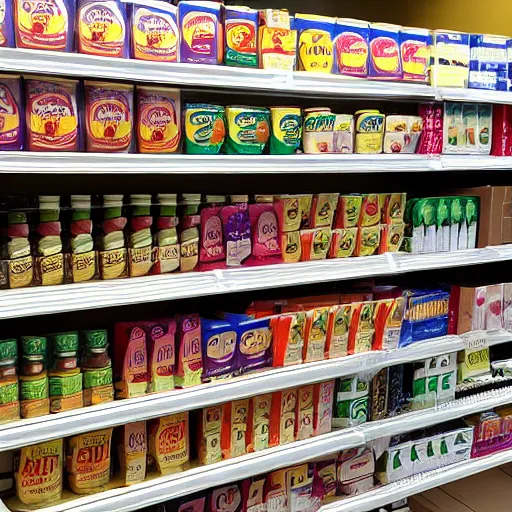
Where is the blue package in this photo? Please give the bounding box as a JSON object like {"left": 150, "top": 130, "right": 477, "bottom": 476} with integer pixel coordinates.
{"left": 400, "top": 27, "right": 431, "bottom": 82}
{"left": 201, "top": 318, "right": 238, "bottom": 380}
{"left": 333, "top": 18, "right": 369, "bottom": 77}
{"left": 369, "top": 23, "right": 402, "bottom": 80}
{"left": 223, "top": 313, "right": 273, "bottom": 373}
{"left": 399, "top": 290, "right": 450, "bottom": 348}
{"left": 470, "top": 34, "right": 508, "bottom": 91}
{"left": 0, "top": 0, "right": 14, "bottom": 48}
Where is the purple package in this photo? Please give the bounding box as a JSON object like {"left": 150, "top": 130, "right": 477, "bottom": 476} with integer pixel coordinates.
{"left": 0, "top": 75, "right": 24, "bottom": 150}
{"left": 201, "top": 318, "right": 238, "bottom": 380}
{"left": 221, "top": 197, "right": 252, "bottom": 267}
{"left": 210, "top": 483, "right": 242, "bottom": 512}
{"left": 178, "top": 0, "right": 223, "bottom": 65}
{"left": 0, "top": 0, "right": 14, "bottom": 47}
{"left": 313, "top": 460, "right": 337, "bottom": 500}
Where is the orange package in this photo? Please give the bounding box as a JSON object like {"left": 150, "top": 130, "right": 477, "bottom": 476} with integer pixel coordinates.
{"left": 303, "top": 307, "right": 329, "bottom": 363}
{"left": 373, "top": 298, "right": 405, "bottom": 351}
{"left": 221, "top": 399, "right": 249, "bottom": 460}
{"left": 269, "top": 388, "right": 297, "bottom": 447}
{"left": 271, "top": 312, "right": 305, "bottom": 367}
{"left": 313, "top": 380, "right": 335, "bottom": 436}
{"left": 295, "top": 384, "right": 314, "bottom": 441}
{"left": 347, "top": 301, "right": 376, "bottom": 355}
{"left": 325, "top": 304, "right": 354, "bottom": 359}
{"left": 198, "top": 404, "right": 223, "bottom": 465}
{"left": 247, "top": 393, "right": 272, "bottom": 452}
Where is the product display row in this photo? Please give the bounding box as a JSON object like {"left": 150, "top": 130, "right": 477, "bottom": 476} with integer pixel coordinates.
{"left": 1, "top": 0, "right": 512, "bottom": 92}
{"left": 0, "top": 192, "right": 483, "bottom": 290}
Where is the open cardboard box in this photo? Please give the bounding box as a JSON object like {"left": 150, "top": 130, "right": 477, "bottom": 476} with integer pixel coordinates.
{"left": 410, "top": 463, "right": 512, "bottom": 511}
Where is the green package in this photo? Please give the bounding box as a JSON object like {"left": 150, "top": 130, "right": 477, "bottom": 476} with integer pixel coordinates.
{"left": 333, "top": 376, "right": 369, "bottom": 428}
{"left": 412, "top": 198, "right": 438, "bottom": 254}
{"left": 225, "top": 106, "right": 270, "bottom": 155}
{"left": 436, "top": 198, "right": 451, "bottom": 252}
{"left": 269, "top": 108, "right": 302, "bottom": 155}
{"left": 184, "top": 104, "right": 226, "bottom": 155}
{"left": 449, "top": 197, "right": 464, "bottom": 251}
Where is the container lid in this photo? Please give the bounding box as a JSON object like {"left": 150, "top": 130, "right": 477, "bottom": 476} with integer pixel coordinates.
{"left": 21, "top": 336, "right": 47, "bottom": 356}
{"left": 71, "top": 195, "right": 92, "bottom": 209}
{"left": 83, "top": 330, "right": 108, "bottom": 349}
{"left": 0, "top": 339, "right": 17, "bottom": 362}
{"left": 104, "top": 194, "right": 124, "bottom": 207}
{"left": 182, "top": 193, "right": 201, "bottom": 204}
{"left": 255, "top": 195, "right": 274, "bottom": 203}
{"left": 39, "top": 196, "right": 60, "bottom": 210}
{"left": 206, "top": 195, "right": 226, "bottom": 204}
{"left": 130, "top": 194, "right": 152, "bottom": 206}
{"left": 157, "top": 194, "right": 178, "bottom": 206}
{"left": 230, "top": 195, "right": 248, "bottom": 203}
{"left": 304, "top": 107, "right": 332, "bottom": 114}
{"left": 51, "top": 332, "right": 79, "bottom": 354}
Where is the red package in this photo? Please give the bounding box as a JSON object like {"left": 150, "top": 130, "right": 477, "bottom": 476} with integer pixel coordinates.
{"left": 269, "top": 389, "right": 297, "bottom": 447}
{"left": 71, "top": 219, "right": 92, "bottom": 236}
{"left": 492, "top": 105, "right": 512, "bottom": 156}
{"left": 7, "top": 224, "right": 29, "bottom": 238}
{"left": 36, "top": 221, "right": 61, "bottom": 237}
{"left": 417, "top": 103, "right": 443, "bottom": 155}
{"left": 103, "top": 217, "right": 128, "bottom": 234}
{"left": 131, "top": 216, "right": 153, "bottom": 231}
{"left": 221, "top": 399, "right": 249, "bottom": 460}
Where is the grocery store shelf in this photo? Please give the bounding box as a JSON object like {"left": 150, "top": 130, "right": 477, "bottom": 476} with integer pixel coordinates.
{"left": 0, "top": 331, "right": 509, "bottom": 452}
{"left": 1, "top": 246, "right": 511, "bottom": 319}
{"left": 320, "top": 448, "right": 512, "bottom": 512}
{"left": 437, "top": 86, "right": 512, "bottom": 105}
{"left": 3, "top": 386, "right": 512, "bottom": 512}
{"left": 0, "top": 152, "right": 438, "bottom": 174}
{"left": 440, "top": 154, "right": 512, "bottom": 171}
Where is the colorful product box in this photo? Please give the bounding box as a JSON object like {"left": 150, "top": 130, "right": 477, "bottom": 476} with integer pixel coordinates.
{"left": 400, "top": 27, "right": 431, "bottom": 82}
{"left": 178, "top": 0, "right": 223, "bottom": 65}
{"left": 225, "top": 106, "right": 270, "bottom": 155}
{"left": 470, "top": 34, "right": 508, "bottom": 90}
{"left": 294, "top": 14, "right": 335, "bottom": 74}
{"left": 384, "top": 115, "right": 423, "bottom": 154}
{"left": 355, "top": 110, "right": 384, "bottom": 154}
{"left": 175, "top": 313, "right": 203, "bottom": 387}
{"left": 258, "top": 9, "right": 296, "bottom": 71}
{"left": 224, "top": 6, "right": 258, "bottom": 67}
{"left": 131, "top": 0, "right": 179, "bottom": 62}
{"left": 0, "top": 75, "right": 24, "bottom": 150}
{"left": 368, "top": 23, "right": 402, "bottom": 80}
{"left": 0, "top": 0, "right": 14, "bottom": 47}
{"left": 417, "top": 102, "right": 444, "bottom": 155}
{"left": 431, "top": 30, "right": 470, "bottom": 88}
{"left": 184, "top": 103, "right": 226, "bottom": 154}
{"left": 201, "top": 318, "right": 237, "bottom": 380}
{"left": 333, "top": 18, "right": 369, "bottom": 77}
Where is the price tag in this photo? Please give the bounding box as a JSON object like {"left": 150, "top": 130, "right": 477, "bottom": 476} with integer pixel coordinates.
{"left": 459, "top": 331, "right": 490, "bottom": 380}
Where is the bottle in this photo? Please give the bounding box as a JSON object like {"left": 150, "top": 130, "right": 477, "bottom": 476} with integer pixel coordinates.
{"left": 0, "top": 338, "right": 19, "bottom": 422}
{"left": 128, "top": 194, "right": 153, "bottom": 278}
{"left": 153, "top": 194, "right": 179, "bottom": 274}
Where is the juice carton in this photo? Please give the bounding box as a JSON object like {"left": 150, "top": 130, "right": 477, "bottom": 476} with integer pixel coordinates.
{"left": 303, "top": 307, "right": 329, "bottom": 362}
{"left": 384, "top": 115, "right": 423, "bottom": 154}
{"left": 200, "top": 195, "right": 226, "bottom": 269}
{"left": 310, "top": 193, "right": 338, "bottom": 228}
{"left": 225, "top": 106, "right": 270, "bottom": 155}
{"left": 271, "top": 312, "right": 305, "bottom": 367}
{"left": 400, "top": 27, "right": 431, "bottom": 82}
{"left": 269, "top": 106, "right": 302, "bottom": 155}
{"left": 143, "top": 319, "right": 175, "bottom": 393}
{"left": 175, "top": 313, "right": 202, "bottom": 387}
{"left": 470, "top": 34, "right": 508, "bottom": 90}
{"left": 373, "top": 298, "right": 405, "bottom": 350}
{"left": 333, "top": 114, "right": 354, "bottom": 153}
{"left": 113, "top": 322, "right": 149, "bottom": 398}
{"left": 148, "top": 413, "right": 189, "bottom": 474}
{"left": 85, "top": 82, "right": 133, "bottom": 153}
{"left": 369, "top": 23, "right": 402, "bottom": 79}
{"left": 117, "top": 421, "right": 147, "bottom": 486}
{"left": 178, "top": 0, "right": 223, "bottom": 65}
{"left": 334, "top": 195, "right": 362, "bottom": 229}
{"left": 258, "top": 9, "right": 296, "bottom": 71}
{"left": 201, "top": 318, "right": 237, "bottom": 380}
{"left": 26, "top": 78, "right": 79, "bottom": 151}
{"left": 210, "top": 483, "right": 243, "bottom": 512}
{"left": 198, "top": 404, "right": 223, "bottom": 464}
{"left": 131, "top": 0, "right": 179, "bottom": 62}
{"left": 67, "top": 428, "right": 113, "bottom": 494}
{"left": 222, "top": 195, "right": 251, "bottom": 267}
{"left": 347, "top": 301, "right": 375, "bottom": 354}
{"left": 333, "top": 18, "right": 369, "bottom": 77}
{"left": 248, "top": 195, "right": 280, "bottom": 263}
{"left": 221, "top": 399, "right": 249, "bottom": 459}
{"left": 431, "top": 30, "right": 470, "bottom": 88}
{"left": 14, "top": 0, "right": 74, "bottom": 51}
{"left": 77, "top": 0, "right": 128, "bottom": 57}
{"left": 294, "top": 14, "right": 335, "bottom": 73}
{"left": 299, "top": 227, "right": 331, "bottom": 261}
{"left": 184, "top": 103, "right": 226, "bottom": 154}
{"left": 381, "top": 193, "right": 407, "bottom": 224}
{"left": 224, "top": 5, "right": 258, "bottom": 67}
{"left": 329, "top": 228, "right": 357, "bottom": 258}
{"left": 153, "top": 193, "right": 180, "bottom": 274}
{"left": 337, "top": 447, "right": 375, "bottom": 495}
{"left": 0, "top": 0, "right": 14, "bottom": 47}
{"left": 313, "top": 380, "right": 334, "bottom": 437}
{"left": 15, "top": 439, "right": 63, "bottom": 505}
{"left": 295, "top": 384, "right": 314, "bottom": 441}
{"left": 269, "top": 388, "right": 297, "bottom": 447}
{"left": 137, "top": 86, "right": 181, "bottom": 153}
{"left": 179, "top": 194, "right": 201, "bottom": 272}
{"left": 246, "top": 393, "right": 271, "bottom": 452}
{"left": 302, "top": 107, "right": 335, "bottom": 154}
{"left": 435, "top": 197, "right": 451, "bottom": 253}
{"left": 325, "top": 304, "right": 353, "bottom": 358}
{"left": 355, "top": 110, "right": 384, "bottom": 154}
{"left": 128, "top": 194, "right": 153, "bottom": 278}
{"left": 0, "top": 75, "right": 23, "bottom": 150}
{"left": 332, "top": 376, "right": 369, "bottom": 428}
{"left": 242, "top": 475, "right": 266, "bottom": 511}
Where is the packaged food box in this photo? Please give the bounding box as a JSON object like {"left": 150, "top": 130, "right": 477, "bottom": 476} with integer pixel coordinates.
{"left": 332, "top": 376, "right": 369, "bottom": 428}
{"left": 0, "top": 1, "right": 14, "bottom": 48}
{"left": 333, "top": 18, "right": 369, "bottom": 77}
{"left": 355, "top": 110, "right": 384, "bottom": 154}
{"left": 246, "top": 393, "right": 271, "bottom": 452}
{"left": 469, "top": 34, "right": 508, "bottom": 90}
{"left": 117, "top": 421, "right": 147, "bottom": 485}
{"left": 329, "top": 228, "right": 357, "bottom": 258}
{"left": 224, "top": 5, "right": 258, "bottom": 67}
{"left": 258, "top": 9, "right": 296, "bottom": 71}
{"left": 269, "top": 388, "right": 297, "bottom": 446}
{"left": 400, "top": 27, "right": 431, "bottom": 82}
{"left": 209, "top": 483, "right": 242, "bottom": 512}
{"left": 269, "top": 107, "right": 302, "bottom": 155}
{"left": 302, "top": 107, "right": 335, "bottom": 154}
{"left": 303, "top": 307, "right": 329, "bottom": 362}
{"left": 225, "top": 106, "right": 270, "bottom": 155}
{"left": 198, "top": 404, "right": 222, "bottom": 464}
{"left": 325, "top": 304, "right": 352, "bottom": 357}
{"left": 431, "top": 30, "right": 470, "bottom": 88}
{"left": 221, "top": 399, "right": 249, "bottom": 458}
{"left": 0, "top": 75, "right": 23, "bottom": 150}
{"left": 333, "top": 114, "right": 354, "bottom": 153}
{"left": 337, "top": 447, "right": 375, "bottom": 496}
{"left": 271, "top": 312, "right": 305, "bottom": 367}
{"left": 369, "top": 23, "right": 402, "bottom": 79}
{"left": 313, "top": 380, "right": 334, "bottom": 436}
{"left": 417, "top": 102, "right": 444, "bottom": 155}
{"left": 184, "top": 103, "right": 225, "bottom": 154}
{"left": 384, "top": 115, "right": 423, "bottom": 154}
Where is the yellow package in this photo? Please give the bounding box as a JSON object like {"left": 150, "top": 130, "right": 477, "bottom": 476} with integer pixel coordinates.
{"left": 117, "top": 422, "right": 147, "bottom": 486}
{"left": 282, "top": 231, "right": 301, "bottom": 263}
{"left": 222, "top": 399, "right": 249, "bottom": 459}
{"left": 148, "top": 412, "right": 189, "bottom": 474}
{"left": 67, "top": 428, "right": 113, "bottom": 494}
{"left": 355, "top": 110, "right": 384, "bottom": 154}
{"left": 248, "top": 393, "right": 271, "bottom": 452}
{"left": 15, "top": 439, "right": 63, "bottom": 506}
{"left": 199, "top": 405, "right": 223, "bottom": 465}
{"left": 296, "top": 385, "right": 314, "bottom": 441}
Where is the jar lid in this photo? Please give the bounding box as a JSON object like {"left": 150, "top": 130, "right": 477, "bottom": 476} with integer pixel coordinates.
{"left": 157, "top": 194, "right": 177, "bottom": 206}
{"left": 71, "top": 195, "right": 92, "bottom": 209}
{"left": 182, "top": 193, "right": 201, "bottom": 204}
{"left": 230, "top": 195, "right": 248, "bottom": 203}
{"left": 86, "top": 345, "right": 109, "bottom": 355}
{"left": 255, "top": 195, "right": 274, "bottom": 203}
{"left": 0, "top": 339, "right": 17, "bottom": 362}
{"left": 39, "top": 196, "right": 60, "bottom": 210}
{"left": 103, "top": 195, "right": 124, "bottom": 208}
{"left": 206, "top": 195, "right": 226, "bottom": 204}
{"left": 21, "top": 336, "right": 47, "bottom": 356}
{"left": 304, "top": 107, "right": 331, "bottom": 114}
{"left": 84, "top": 330, "right": 108, "bottom": 349}
{"left": 130, "top": 194, "right": 152, "bottom": 206}
{"left": 51, "top": 332, "right": 79, "bottom": 354}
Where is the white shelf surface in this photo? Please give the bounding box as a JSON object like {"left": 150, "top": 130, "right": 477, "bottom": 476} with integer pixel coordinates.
{"left": 3, "top": 386, "right": 512, "bottom": 512}
{"left": 319, "top": 449, "right": 512, "bottom": 512}
{"left": 1, "top": 245, "right": 511, "bottom": 320}
{"left": 437, "top": 86, "right": 512, "bottom": 105}
{"left": 0, "top": 330, "right": 509, "bottom": 452}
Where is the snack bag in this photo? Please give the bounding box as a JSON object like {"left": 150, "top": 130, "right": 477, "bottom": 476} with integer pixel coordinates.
{"left": 26, "top": 78, "right": 79, "bottom": 151}
{"left": 185, "top": 103, "right": 225, "bottom": 154}
{"left": 295, "top": 14, "right": 335, "bottom": 73}
{"left": 400, "top": 27, "right": 431, "bottom": 82}
{"left": 303, "top": 307, "right": 329, "bottom": 363}
{"left": 200, "top": 196, "right": 226, "bottom": 269}
{"left": 269, "top": 388, "right": 297, "bottom": 447}
{"left": 137, "top": 86, "right": 181, "bottom": 153}
{"left": 14, "top": 0, "right": 74, "bottom": 51}
{"left": 242, "top": 476, "right": 267, "bottom": 512}
{"left": 373, "top": 298, "right": 405, "bottom": 351}
{"left": 117, "top": 421, "right": 147, "bottom": 486}
{"left": 201, "top": 318, "right": 238, "bottom": 380}
{"left": 210, "top": 483, "right": 243, "bottom": 512}
{"left": 222, "top": 195, "right": 252, "bottom": 267}
{"left": 85, "top": 82, "right": 133, "bottom": 152}
{"left": 271, "top": 312, "right": 305, "bottom": 367}
{"left": 259, "top": 9, "right": 296, "bottom": 71}
{"left": 144, "top": 319, "right": 176, "bottom": 393}
{"left": 199, "top": 405, "right": 223, "bottom": 464}
{"left": 334, "top": 195, "right": 363, "bottom": 229}
{"left": 131, "top": 0, "right": 179, "bottom": 62}
{"left": 0, "top": 75, "right": 23, "bottom": 150}
{"left": 221, "top": 399, "right": 249, "bottom": 459}
{"left": 225, "top": 106, "right": 270, "bottom": 155}
{"left": 347, "top": 301, "right": 375, "bottom": 354}
{"left": 0, "top": 2, "right": 14, "bottom": 47}
{"left": 224, "top": 6, "right": 258, "bottom": 67}
{"left": 77, "top": 0, "right": 128, "bottom": 57}
{"left": 246, "top": 393, "right": 271, "bottom": 452}
{"left": 313, "top": 380, "right": 335, "bottom": 436}
{"left": 369, "top": 23, "right": 402, "bottom": 79}
{"left": 175, "top": 313, "right": 203, "bottom": 387}
{"left": 67, "top": 429, "right": 113, "bottom": 494}
{"left": 329, "top": 228, "right": 357, "bottom": 258}
{"left": 325, "top": 304, "right": 353, "bottom": 358}
{"left": 178, "top": 0, "right": 223, "bottom": 65}
{"left": 333, "top": 18, "right": 369, "bottom": 77}
{"left": 295, "top": 384, "right": 314, "bottom": 441}
{"left": 248, "top": 195, "right": 281, "bottom": 263}
{"left": 269, "top": 107, "right": 302, "bottom": 155}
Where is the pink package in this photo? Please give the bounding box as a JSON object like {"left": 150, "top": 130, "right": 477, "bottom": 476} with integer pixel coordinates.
{"left": 242, "top": 475, "right": 266, "bottom": 512}
{"left": 200, "top": 197, "right": 226, "bottom": 270}
{"left": 248, "top": 198, "right": 281, "bottom": 264}
{"left": 417, "top": 103, "right": 443, "bottom": 155}
{"left": 175, "top": 314, "right": 203, "bottom": 388}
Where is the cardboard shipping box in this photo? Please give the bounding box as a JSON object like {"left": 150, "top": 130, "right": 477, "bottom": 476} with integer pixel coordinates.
{"left": 410, "top": 464, "right": 512, "bottom": 511}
